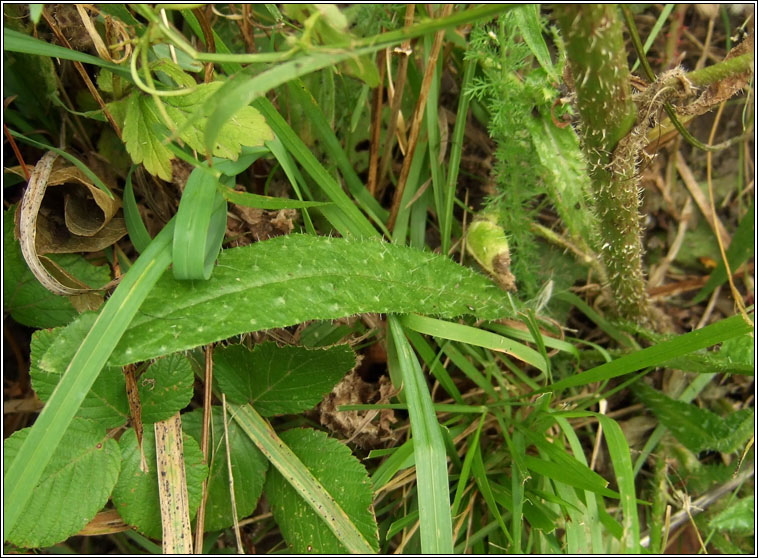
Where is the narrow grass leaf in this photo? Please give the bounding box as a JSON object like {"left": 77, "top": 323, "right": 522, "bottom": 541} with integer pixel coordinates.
{"left": 538, "top": 313, "right": 753, "bottom": 394}
{"left": 221, "top": 185, "right": 331, "bottom": 210}
{"left": 399, "top": 314, "right": 546, "bottom": 372}
{"left": 286, "top": 80, "right": 389, "bottom": 231}
{"left": 229, "top": 403, "right": 376, "bottom": 553}
{"left": 254, "top": 98, "right": 380, "bottom": 237}
{"left": 371, "top": 438, "right": 415, "bottom": 491}
{"left": 387, "top": 316, "right": 453, "bottom": 553}
{"left": 451, "top": 414, "right": 485, "bottom": 517}
{"left": 442, "top": 57, "right": 476, "bottom": 255}
{"left": 123, "top": 167, "right": 152, "bottom": 253}
{"left": 3, "top": 28, "right": 132, "bottom": 79}
{"left": 471, "top": 444, "right": 512, "bottom": 546}
{"left": 3, "top": 219, "right": 176, "bottom": 533}
{"left": 172, "top": 168, "right": 227, "bottom": 280}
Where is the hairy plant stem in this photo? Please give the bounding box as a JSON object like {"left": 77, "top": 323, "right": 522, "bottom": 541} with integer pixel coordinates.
{"left": 555, "top": 5, "right": 649, "bottom": 321}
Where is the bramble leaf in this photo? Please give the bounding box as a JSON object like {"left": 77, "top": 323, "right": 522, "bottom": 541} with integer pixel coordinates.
{"left": 112, "top": 427, "right": 207, "bottom": 539}
{"left": 183, "top": 407, "right": 269, "bottom": 531}
{"left": 265, "top": 428, "right": 379, "bottom": 553}
{"left": 4, "top": 418, "right": 121, "bottom": 548}
{"left": 213, "top": 342, "right": 356, "bottom": 415}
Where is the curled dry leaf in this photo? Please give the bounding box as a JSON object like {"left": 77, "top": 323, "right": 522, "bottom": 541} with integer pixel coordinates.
{"left": 15, "top": 151, "right": 126, "bottom": 296}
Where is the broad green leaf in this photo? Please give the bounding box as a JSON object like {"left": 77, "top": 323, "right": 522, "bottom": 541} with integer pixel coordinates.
{"left": 231, "top": 403, "right": 376, "bottom": 553}
{"left": 112, "top": 428, "right": 207, "bottom": 539}
{"left": 138, "top": 354, "right": 195, "bottom": 424}
{"left": 162, "top": 81, "right": 274, "bottom": 160}
{"left": 265, "top": 428, "right": 379, "bottom": 553}
{"left": 632, "top": 382, "right": 754, "bottom": 453}
{"left": 183, "top": 407, "right": 268, "bottom": 532}
{"left": 709, "top": 496, "right": 754, "bottom": 534}
{"left": 118, "top": 82, "right": 274, "bottom": 180}
{"left": 3, "top": 208, "right": 110, "bottom": 328}
{"left": 30, "top": 319, "right": 128, "bottom": 429}
{"left": 3, "top": 418, "right": 120, "bottom": 548}
{"left": 717, "top": 332, "right": 754, "bottom": 368}
{"left": 213, "top": 342, "right": 356, "bottom": 416}
{"left": 41, "top": 234, "right": 511, "bottom": 370}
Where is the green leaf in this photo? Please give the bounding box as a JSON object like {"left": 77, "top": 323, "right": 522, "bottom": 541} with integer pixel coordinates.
{"left": 387, "top": 316, "right": 454, "bottom": 553}
{"left": 182, "top": 407, "right": 269, "bottom": 532}
{"left": 30, "top": 318, "right": 128, "bottom": 429}
{"left": 121, "top": 92, "right": 174, "bottom": 180}
{"left": 40, "top": 234, "right": 510, "bottom": 370}
{"left": 171, "top": 167, "right": 228, "bottom": 280}
{"left": 526, "top": 116, "right": 596, "bottom": 246}
{"left": 123, "top": 167, "right": 153, "bottom": 253}
{"left": 512, "top": 5, "right": 558, "bottom": 81}
{"left": 119, "top": 83, "right": 274, "bottom": 180}
{"left": 539, "top": 313, "right": 753, "bottom": 393}
{"left": 162, "top": 81, "right": 274, "bottom": 160}
{"left": 632, "top": 382, "right": 754, "bottom": 453}
{"left": 3, "top": 27, "right": 132, "bottom": 79}
{"left": 264, "top": 428, "right": 379, "bottom": 553}
{"left": 4, "top": 218, "right": 177, "bottom": 534}
{"left": 221, "top": 185, "right": 331, "bottom": 210}
{"left": 3, "top": 208, "right": 110, "bottom": 328}
{"left": 112, "top": 427, "right": 207, "bottom": 539}
{"left": 213, "top": 342, "right": 356, "bottom": 415}
{"left": 28, "top": 4, "right": 44, "bottom": 24}
{"left": 709, "top": 496, "right": 754, "bottom": 534}
{"left": 3, "top": 418, "right": 121, "bottom": 548}
{"left": 718, "top": 332, "right": 755, "bottom": 368}
{"left": 138, "top": 354, "right": 195, "bottom": 424}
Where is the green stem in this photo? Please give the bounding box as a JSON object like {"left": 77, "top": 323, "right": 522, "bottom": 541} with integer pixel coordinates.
{"left": 555, "top": 5, "right": 648, "bottom": 321}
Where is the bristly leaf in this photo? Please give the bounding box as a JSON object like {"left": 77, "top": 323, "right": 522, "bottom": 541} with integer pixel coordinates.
{"left": 40, "top": 234, "right": 512, "bottom": 369}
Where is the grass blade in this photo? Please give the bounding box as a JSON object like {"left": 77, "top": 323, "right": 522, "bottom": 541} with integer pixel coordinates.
{"left": 123, "top": 167, "right": 152, "bottom": 253}
{"left": 4, "top": 218, "right": 176, "bottom": 533}
{"left": 387, "top": 316, "right": 453, "bottom": 553}
{"left": 538, "top": 313, "right": 753, "bottom": 394}
{"left": 228, "top": 403, "right": 376, "bottom": 554}
{"left": 3, "top": 27, "right": 132, "bottom": 79}
{"left": 171, "top": 167, "right": 227, "bottom": 280}
{"left": 399, "top": 314, "right": 546, "bottom": 372}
